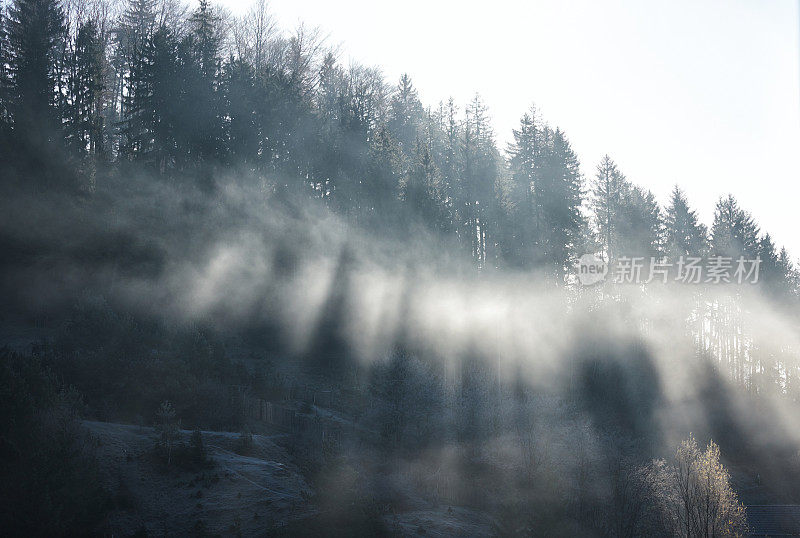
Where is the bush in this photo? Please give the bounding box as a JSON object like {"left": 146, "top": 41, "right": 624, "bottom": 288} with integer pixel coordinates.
{"left": 166, "top": 429, "right": 214, "bottom": 472}
{"left": 235, "top": 427, "right": 254, "bottom": 456}
{"left": 44, "top": 300, "right": 252, "bottom": 430}
{"left": 0, "top": 351, "right": 111, "bottom": 535}
{"left": 155, "top": 400, "right": 180, "bottom": 465}
{"left": 190, "top": 429, "right": 208, "bottom": 465}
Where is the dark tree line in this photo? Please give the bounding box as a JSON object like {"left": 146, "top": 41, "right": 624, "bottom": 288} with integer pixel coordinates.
{"left": 1, "top": 0, "right": 798, "bottom": 299}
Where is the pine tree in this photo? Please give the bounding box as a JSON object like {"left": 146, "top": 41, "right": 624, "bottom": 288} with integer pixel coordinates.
{"left": 185, "top": 0, "right": 223, "bottom": 163}
{"left": 663, "top": 187, "right": 708, "bottom": 356}
{"left": 403, "top": 136, "right": 443, "bottom": 228}
{"left": 223, "top": 56, "right": 259, "bottom": 165}
{"left": 388, "top": 73, "right": 423, "bottom": 155}
{"left": 777, "top": 247, "right": 799, "bottom": 297}
{"left": 591, "top": 155, "right": 625, "bottom": 261}
{"left": 116, "top": 0, "right": 156, "bottom": 160}
{"left": 65, "top": 20, "right": 106, "bottom": 163}
{"left": 364, "top": 124, "right": 401, "bottom": 225}
{"left": 311, "top": 52, "right": 344, "bottom": 201}
{"left": 251, "top": 25, "right": 322, "bottom": 189}
{"left": 6, "top": 0, "right": 65, "bottom": 139}
{"left": 710, "top": 195, "right": 759, "bottom": 258}
{"left": 708, "top": 195, "right": 759, "bottom": 383}
{"left": 664, "top": 186, "right": 707, "bottom": 258}
{"left": 506, "top": 109, "right": 539, "bottom": 268}
{"left": 757, "top": 235, "right": 799, "bottom": 300}
{"left": 591, "top": 156, "right": 662, "bottom": 260}
{"left": 0, "top": 7, "right": 11, "bottom": 135}
{"left": 120, "top": 23, "right": 181, "bottom": 171}
{"left": 113, "top": 0, "right": 156, "bottom": 92}
{"left": 616, "top": 184, "right": 663, "bottom": 258}
{"left": 117, "top": 0, "right": 156, "bottom": 46}
{"left": 507, "top": 111, "right": 585, "bottom": 277}
{"left": 149, "top": 26, "right": 180, "bottom": 172}
{"left": 190, "top": 0, "right": 220, "bottom": 84}
{"left": 314, "top": 61, "right": 386, "bottom": 213}
{"left": 460, "top": 94, "right": 500, "bottom": 268}
{"left": 539, "top": 127, "right": 584, "bottom": 278}
{"left": 434, "top": 97, "right": 460, "bottom": 235}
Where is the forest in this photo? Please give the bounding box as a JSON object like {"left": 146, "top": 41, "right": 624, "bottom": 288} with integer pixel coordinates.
{"left": 1, "top": 0, "right": 800, "bottom": 535}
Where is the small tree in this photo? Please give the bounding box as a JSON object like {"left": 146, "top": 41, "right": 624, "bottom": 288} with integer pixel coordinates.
{"left": 155, "top": 400, "right": 179, "bottom": 465}
{"left": 235, "top": 426, "right": 254, "bottom": 455}
{"left": 649, "top": 434, "right": 747, "bottom": 537}
{"left": 189, "top": 429, "right": 207, "bottom": 466}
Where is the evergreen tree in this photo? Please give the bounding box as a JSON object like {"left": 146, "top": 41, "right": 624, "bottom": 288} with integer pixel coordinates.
{"left": 664, "top": 186, "right": 707, "bottom": 258}
{"left": 388, "top": 73, "right": 423, "bottom": 155}
{"left": 120, "top": 23, "right": 180, "bottom": 171}
{"left": 403, "top": 136, "right": 443, "bottom": 228}
{"left": 777, "top": 248, "right": 798, "bottom": 293}
{"left": 506, "top": 109, "right": 539, "bottom": 268}
{"left": 431, "top": 97, "right": 460, "bottom": 235}
{"left": 506, "top": 111, "right": 584, "bottom": 278}
{"left": 113, "top": 0, "right": 156, "bottom": 129}
{"left": 710, "top": 195, "right": 759, "bottom": 259}
{"left": 460, "top": 94, "right": 500, "bottom": 268}
{"left": 591, "top": 156, "right": 661, "bottom": 260}
{"left": 223, "top": 56, "right": 259, "bottom": 165}
{"left": 117, "top": 0, "right": 156, "bottom": 46}
{"left": 314, "top": 61, "right": 385, "bottom": 213}
{"left": 615, "top": 184, "right": 663, "bottom": 258}
{"left": 116, "top": 0, "right": 157, "bottom": 160}
{"left": 538, "top": 127, "right": 584, "bottom": 278}
{"left": 185, "top": 0, "right": 223, "bottom": 162}
{"left": 6, "top": 0, "right": 65, "bottom": 139}
{"left": 65, "top": 20, "right": 106, "bottom": 164}
{"left": 149, "top": 25, "right": 180, "bottom": 172}
{"left": 364, "top": 124, "right": 401, "bottom": 225}
{"left": 757, "top": 235, "right": 799, "bottom": 300}
{"left": 0, "top": 7, "right": 11, "bottom": 137}
{"left": 591, "top": 155, "right": 625, "bottom": 261}
{"left": 707, "top": 195, "right": 759, "bottom": 383}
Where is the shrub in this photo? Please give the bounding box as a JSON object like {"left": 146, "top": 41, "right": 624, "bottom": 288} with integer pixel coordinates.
{"left": 190, "top": 429, "right": 208, "bottom": 465}
{"left": 155, "top": 400, "right": 180, "bottom": 465}
{"left": 235, "top": 427, "right": 254, "bottom": 455}
{"left": 0, "top": 351, "right": 111, "bottom": 534}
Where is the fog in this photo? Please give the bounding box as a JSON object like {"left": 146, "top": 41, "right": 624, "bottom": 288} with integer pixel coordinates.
{"left": 2, "top": 0, "right": 799, "bottom": 533}
{"left": 4, "top": 174, "right": 799, "bottom": 531}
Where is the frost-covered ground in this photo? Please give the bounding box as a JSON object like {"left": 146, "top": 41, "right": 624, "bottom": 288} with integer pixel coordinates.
{"left": 84, "top": 420, "right": 495, "bottom": 536}
{"left": 85, "top": 421, "right": 313, "bottom": 536}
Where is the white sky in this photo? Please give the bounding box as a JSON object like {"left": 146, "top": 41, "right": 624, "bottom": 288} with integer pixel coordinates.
{"left": 220, "top": 0, "right": 800, "bottom": 259}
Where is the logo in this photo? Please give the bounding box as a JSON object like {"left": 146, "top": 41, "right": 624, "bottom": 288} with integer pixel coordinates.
{"left": 577, "top": 253, "right": 608, "bottom": 285}
{"left": 574, "top": 254, "right": 761, "bottom": 285}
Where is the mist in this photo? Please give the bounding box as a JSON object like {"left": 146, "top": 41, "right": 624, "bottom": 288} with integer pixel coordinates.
{"left": 2, "top": 0, "right": 800, "bottom": 535}
{"left": 3, "top": 169, "right": 800, "bottom": 534}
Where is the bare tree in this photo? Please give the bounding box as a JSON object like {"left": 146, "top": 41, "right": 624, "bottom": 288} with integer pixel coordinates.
{"left": 648, "top": 435, "right": 747, "bottom": 537}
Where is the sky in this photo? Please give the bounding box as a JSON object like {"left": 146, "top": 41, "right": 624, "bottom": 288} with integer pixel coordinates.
{"left": 220, "top": 0, "right": 800, "bottom": 259}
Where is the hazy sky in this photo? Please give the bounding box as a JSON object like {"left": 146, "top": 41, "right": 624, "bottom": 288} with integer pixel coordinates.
{"left": 221, "top": 0, "right": 800, "bottom": 258}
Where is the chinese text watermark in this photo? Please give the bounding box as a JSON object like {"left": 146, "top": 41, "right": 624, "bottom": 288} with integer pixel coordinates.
{"left": 577, "top": 255, "right": 761, "bottom": 286}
